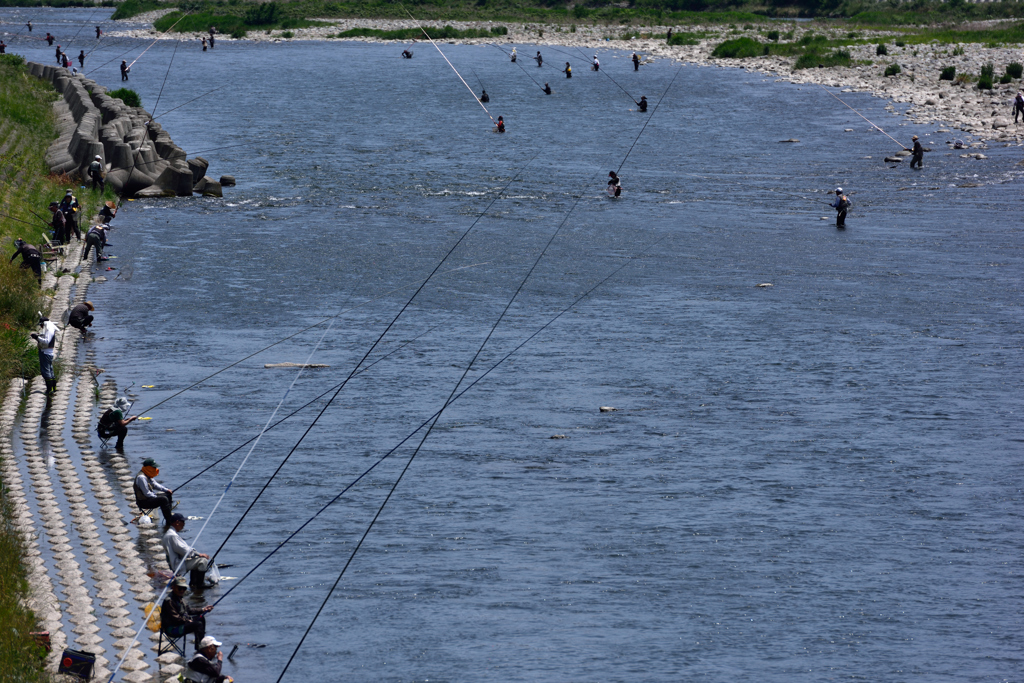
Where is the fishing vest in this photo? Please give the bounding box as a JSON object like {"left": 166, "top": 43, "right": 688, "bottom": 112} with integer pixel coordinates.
{"left": 183, "top": 655, "right": 217, "bottom": 683}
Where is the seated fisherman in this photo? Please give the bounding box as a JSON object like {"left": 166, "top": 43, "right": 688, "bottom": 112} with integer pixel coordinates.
{"left": 134, "top": 456, "right": 173, "bottom": 520}
{"left": 162, "top": 576, "right": 214, "bottom": 653}
{"left": 163, "top": 512, "right": 214, "bottom": 588}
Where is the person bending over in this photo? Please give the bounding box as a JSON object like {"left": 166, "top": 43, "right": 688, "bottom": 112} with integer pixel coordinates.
{"left": 10, "top": 239, "right": 43, "bottom": 281}
{"left": 68, "top": 301, "right": 94, "bottom": 335}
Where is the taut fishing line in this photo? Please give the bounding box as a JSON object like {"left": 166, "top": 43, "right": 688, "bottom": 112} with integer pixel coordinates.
{"left": 207, "top": 155, "right": 539, "bottom": 563}
{"left": 814, "top": 82, "right": 908, "bottom": 149}
{"left": 127, "top": 10, "right": 191, "bottom": 69}
{"left": 172, "top": 321, "right": 446, "bottom": 492}
{"left": 489, "top": 43, "right": 547, "bottom": 92}
{"left": 135, "top": 261, "right": 490, "bottom": 417}
{"left": 617, "top": 64, "right": 681, "bottom": 174}
{"left": 149, "top": 35, "right": 181, "bottom": 118}
{"left": 399, "top": 3, "right": 496, "bottom": 125}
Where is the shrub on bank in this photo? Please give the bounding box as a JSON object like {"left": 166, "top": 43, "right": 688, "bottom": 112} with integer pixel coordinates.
{"left": 794, "top": 49, "right": 852, "bottom": 70}
{"left": 939, "top": 66, "right": 956, "bottom": 80}
{"left": 977, "top": 75, "right": 993, "bottom": 89}
{"left": 711, "top": 37, "right": 762, "bottom": 58}
{"left": 884, "top": 63, "right": 902, "bottom": 77}
{"left": 876, "top": 43, "right": 887, "bottom": 55}
{"left": 766, "top": 29, "right": 779, "bottom": 41}
{"left": 107, "top": 88, "right": 141, "bottom": 108}
{"left": 980, "top": 62, "right": 995, "bottom": 79}
{"left": 668, "top": 31, "right": 701, "bottom": 46}
{"left": 1006, "top": 61, "right": 1022, "bottom": 78}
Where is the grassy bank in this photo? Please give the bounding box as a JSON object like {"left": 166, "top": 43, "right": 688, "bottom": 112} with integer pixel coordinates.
{"left": 0, "top": 54, "right": 110, "bottom": 384}
{"left": 0, "top": 480, "right": 47, "bottom": 683}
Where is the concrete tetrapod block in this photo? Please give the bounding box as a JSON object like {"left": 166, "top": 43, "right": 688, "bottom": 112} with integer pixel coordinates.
{"left": 193, "top": 176, "right": 223, "bottom": 197}
{"left": 187, "top": 156, "right": 209, "bottom": 185}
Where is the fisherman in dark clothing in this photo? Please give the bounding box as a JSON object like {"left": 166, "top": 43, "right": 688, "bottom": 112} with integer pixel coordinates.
{"left": 88, "top": 155, "right": 104, "bottom": 191}
{"left": 535, "top": 51, "right": 543, "bottom": 67}
{"left": 78, "top": 50, "right": 85, "bottom": 68}
{"left": 10, "top": 239, "right": 43, "bottom": 280}
{"left": 82, "top": 224, "right": 108, "bottom": 263}
{"left": 666, "top": 28, "right": 672, "bottom": 42}
{"left": 59, "top": 190, "right": 80, "bottom": 242}
{"left": 831, "top": 187, "right": 850, "bottom": 228}
{"left": 48, "top": 201, "right": 67, "bottom": 244}
{"left": 496, "top": 116, "right": 505, "bottom": 133}
{"left": 187, "top": 636, "right": 230, "bottom": 682}
{"left": 68, "top": 302, "right": 94, "bottom": 335}
{"left": 120, "top": 60, "right": 129, "bottom": 81}
{"left": 632, "top": 52, "right": 640, "bottom": 70}
{"left": 479, "top": 89, "right": 489, "bottom": 103}
{"left": 99, "top": 201, "right": 117, "bottom": 224}
{"left": 96, "top": 26, "right": 102, "bottom": 39}
{"left": 46, "top": 33, "right": 54, "bottom": 45}
{"left": 636, "top": 95, "right": 648, "bottom": 112}
{"left": 564, "top": 62, "right": 572, "bottom": 78}
{"left": 543, "top": 83, "right": 552, "bottom": 95}
{"left": 55, "top": 45, "right": 62, "bottom": 63}
{"left": 908, "top": 135, "right": 924, "bottom": 169}
{"left": 402, "top": 48, "right": 412, "bottom": 58}
{"left": 27, "top": 21, "right": 33, "bottom": 32}
{"left": 161, "top": 576, "right": 213, "bottom": 653}
{"left": 607, "top": 171, "right": 621, "bottom": 197}
{"left": 61, "top": 52, "right": 71, "bottom": 69}
{"left": 0, "top": 41, "right": 6, "bottom": 54}
{"left": 99, "top": 397, "right": 137, "bottom": 451}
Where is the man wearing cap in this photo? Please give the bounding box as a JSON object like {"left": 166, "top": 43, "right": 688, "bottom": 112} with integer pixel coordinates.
{"left": 82, "top": 224, "right": 109, "bottom": 263}
{"left": 134, "top": 457, "right": 173, "bottom": 518}
{"left": 162, "top": 576, "right": 214, "bottom": 653}
{"left": 88, "top": 155, "right": 105, "bottom": 191}
{"left": 68, "top": 301, "right": 95, "bottom": 336}
{"left": 908, "top": 135, "right": 924, "bottom": 169}
{"left": 30, "top": 316, "right": 59, "bottom": 394}
{"left": 163, "top": 512, "right": 213, "bottom": 588}
{"left": 58, "top": 190, "right": 81, "bottom": 243}
{"left": 10, "top": 239, "right": 43, "bottom": 281}
{"left": 48, "top": 201, "right": 67, "bottom": 244}
{"left": 831, "top": 187, "right": 850, "bottom": 228}
{"left": 98, "top": 397, "right": 137, "bottom": 451}
{"left": 186, "top": 636, "right": 231, "bottom": 683}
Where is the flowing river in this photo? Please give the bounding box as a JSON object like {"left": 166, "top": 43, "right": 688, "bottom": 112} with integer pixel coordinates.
{"left": 3, "top": 7, "right": 1023, "bottom": 682}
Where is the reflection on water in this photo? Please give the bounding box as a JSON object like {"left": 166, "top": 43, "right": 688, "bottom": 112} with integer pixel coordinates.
{"left": 4, "top": 9, "right": 1024, "bottom": 682}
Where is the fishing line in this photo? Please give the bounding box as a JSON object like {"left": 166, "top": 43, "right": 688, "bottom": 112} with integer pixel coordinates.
{"left": 60, "top": 5, "right": 103, "bottom": 51}
{"left": 136, "top": 261, "right": 491, "bottom": 417}
{"left": 399, "top": 4, "right": 495, "bottom": 125}
{"left": 172, "top": 321, "right": 445, "bottom": 492}
{"left": 617, "top": 64, "right": 681, "bottom": 174}
{"left": 207, "top": 155, "right": 539, "bottom": 563}
{"left": 572, "top": 45, "right": 639, "bottom": 105}
{"left": 272, "top": 211, "right": 663, "bottom": 681}
{"left": 127, "top": 10, "right": 191, "bottom": 69}
{"left": 88, "top": 39, "right": 148, "bottom": 74}
{"left": 813, "top": 82, "right": 908, "bottom": 149}
{"left": 105, "top": 309, "right": 344, "bottom": 683}
{"left": 151, "top": 84, "right": 230, "bottom": 121}
{"left": 149, "top": 36, "right": 181, "bottom": 119}
{"left": 211, "top": 234, "right": 665, "bottom": 609}
{"left": 489, "top": 43, "right": 546, "bottom": 92}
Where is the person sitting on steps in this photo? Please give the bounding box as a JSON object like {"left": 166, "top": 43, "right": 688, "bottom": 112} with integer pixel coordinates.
{"left": 133, "top": 456, "right": 173, "bottom": 520}
{"left": 162, "top": 576, "right": 214, "bottom": 653}
{"left": 99, "top": 396, "right": 138, "bottom": 452}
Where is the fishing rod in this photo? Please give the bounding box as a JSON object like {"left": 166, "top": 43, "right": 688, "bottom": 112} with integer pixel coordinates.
{"left": 211, "top": 235, "right": 665, "bottom": 609}
{"left": 572, "top": 45, "right": 640, "bottom": 106}
{"left": 215, "top": 59, "right": 680, "bottom": 614}
{"left": 814, "top": 82, "right": 910, "bottom": 149}
{"left": 126, "top": 10, "right": 191, "bottom": 69}
{"left": 617, "top": 65, "right": 680, "bottom": 175}
{"left": 206, "top": 155, "right": 539, "bottom": 564}
{"left": 489, "top": 43, "right": 547, "bottom": 92}
{"left": 135, "top": 260, "right": 491, "bottom": 417}
{"left": 149, "top": 36, "right": 181, "bottom": 118}
{"left": 399, "top": 3, "right": 496, "bottom": 126}
{"left": 272, "top": 193, "right": 663, "bottom": 681}
{"left": 151, "top": 84, "right": 230, "bottom": 121}
{"left": 171, "top": 321, "right": 445, "bottom": 492}
{"left": 88, "top": 39, "right": 149, "bottom": 75}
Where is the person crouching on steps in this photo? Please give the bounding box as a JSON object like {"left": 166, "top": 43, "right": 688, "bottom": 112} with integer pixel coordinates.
{"left": 98, "top": 396, "right": 137, "bottom": 452}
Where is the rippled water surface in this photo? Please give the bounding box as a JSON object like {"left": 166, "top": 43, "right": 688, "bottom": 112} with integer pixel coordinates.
{"left": 4, "top": 8, "right": 1024, "bottom": 682}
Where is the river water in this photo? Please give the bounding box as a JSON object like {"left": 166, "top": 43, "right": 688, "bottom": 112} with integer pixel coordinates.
{"left": 4, "top": 8, "right": 1024, "bottom": 682}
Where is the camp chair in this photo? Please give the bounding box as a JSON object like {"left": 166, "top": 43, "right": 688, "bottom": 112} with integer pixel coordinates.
{"left": 158, "top": 623, "right": 187, "bottom": 658}
{"left": 40, "top": 233, "right": 67, "bottom": 257}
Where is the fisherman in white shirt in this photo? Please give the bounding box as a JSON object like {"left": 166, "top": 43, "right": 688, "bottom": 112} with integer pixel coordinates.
{"left": 30, "top": 315, "right": 59, "bottom": 394}
{"left": 163, "top": 512, "right": 215, "bottom": 588}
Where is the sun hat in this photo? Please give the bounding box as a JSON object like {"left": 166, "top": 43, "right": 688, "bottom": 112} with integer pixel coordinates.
{"left": 115, "top": 397, "right": 131, "bottom": 412}
{"left": 199, "top": 636, "right": 222, "bottom": 649}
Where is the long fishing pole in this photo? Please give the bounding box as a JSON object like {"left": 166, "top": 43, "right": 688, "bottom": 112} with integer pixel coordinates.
{"left": 149, "top": 36, "right": 181, "bottom": 118}
{"left": 489, "top": 43, "right": 546, "bottom": 92}
{"left": 210, "top": 234, "right": 666, "bottom": 609}
{"left": 127, "top": 10, "right": 191, "bottom": 69}
{"left": 572, "top": 45, "right": 640, "bottom": 105}
{"left": 172, "top": 321, "right": 445, "bottom": 492}
{"left": 617, "top": 65, "right": 681, "bottom": 174}
{"left": 399, "top": 3, "right": 496, "bottom": 126}
{"left": 207, "top": 155, "right": 539, "bottom": 564}
{"left": 813, "top": 82, "right": 909, "bottom": 149}
{"left": 272, "top": 169, "right": 653, "bottom": 680}
{"left": 135, "top": 261, "right": 490, "bottom": 417}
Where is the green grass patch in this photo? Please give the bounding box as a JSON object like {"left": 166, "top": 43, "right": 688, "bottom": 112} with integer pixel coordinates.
{"left": 939, "top": 66, "right": 956, "bottom": 81}
{"left": 1007, "top": 62, "right": 1023, "bottom": 78}
{"left": 335, "top": 25, "right": 505, "bottom": 40}
{"left": 711, "top": 37, "right": 763, "bottom": 59}
{"left": 668, "top": 31, "right": 703, "bottom": 46}
{"left": 110, "top": 0, "right": 164, "bottom": 20}
{"left": 794, "top": 48, "right": 852, "bottom": 70}
{"left": 107, "top": 87, "right": 141, "bottom": 108}
{"left": 884, "top": 62, "right": 902, "bottom": 77}
{"left": 154, "top": 6, "right": 332, "bottom": 38}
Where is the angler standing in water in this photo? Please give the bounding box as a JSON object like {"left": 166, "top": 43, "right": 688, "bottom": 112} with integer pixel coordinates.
{"left": 592, "top": 55, "right": 600, "bottom": 71}
{"left": 563, "top": 62, "right": 572, "bottom": 78}
{"left": 908, "top": 135, "right": 924, "bottom": 169}
{"left": 607, "top": 171, "right": 621, "bottom": 197}
{"left": 831, "top": 188, "right": 850, "bottom": 228}
{"left": 632, "top": 52, "right": 640, "bottom": 70}
{"left": 479, "top": 89, "right": 489, "bottom": 102}
{"left": 46, "top": 32, "right": 54, "bottom": 45}
{"left": 208, "top": 27, "right": 215, "bottom": 48}
{"left": 120, "top": 60, "right": 129, "bottom": 80}
{"left": 27, "top": 21, "right": 32, "bottom": 32}
{"left": 635, "top": 95, "right": 648, "bottom": 112}
{"left": 543, "top": 83, "right": 552, "bottom": 95}
{"left": 78, "top": 50, "right": 85, "bottom": 68}
{"left": 95, "top": 26, "right": 102, "bottom": 39}
{"left": 54, "top": 44, "right": 61, "bottom": 63}
{"left": 0, "top": 41, "right": 6, "bottom": 54}
{"left": 535, "top": 50, "right": 543, "bottom": 67}
{"left": 402, "top": 48, "right": 412, "bottom": 58}
{"left": 510, "top": 47, "right": 517, "bottom": 62}
{"left": 496, "top": 116, "right": 505, "bottom": 133}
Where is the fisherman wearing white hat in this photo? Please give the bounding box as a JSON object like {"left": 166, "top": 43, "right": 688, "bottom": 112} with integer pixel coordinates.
{"left": 87, "top": 154, "right": 105, "bottom": 191}
{"left": 98, "top": 396, "right": 138, "bottom": 452}
{"left": 592, "top": 54, "right": 600, "bottom": 71}
{"left": 186, "top": 636, "right": 232, "bottom": 682}
{"left": 830, "top": 187, "right": 850, "bottom": 228}
{"left": 30, "top": 315, "right": 59, "bottom": 394}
